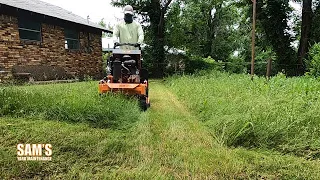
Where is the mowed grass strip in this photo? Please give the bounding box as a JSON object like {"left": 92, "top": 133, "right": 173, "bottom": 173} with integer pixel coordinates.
{"left": 167, "top": 71, "right": 320, "bottom": 159}
{"left": 0, "top": 81, "right": 141, "bottom": 129}
{"left": 0, "top": 117, "right": 143, "bottom": 179}
{"left": 0, "top": 81, "right": 144, "bottom": 179}
{"left": 120, "top": 82, "right": 320, "bottom": 179}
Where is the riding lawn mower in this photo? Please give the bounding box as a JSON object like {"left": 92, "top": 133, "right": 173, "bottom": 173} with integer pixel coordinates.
{"left": 98, "top": 43, "right": 150, "bottom": 110}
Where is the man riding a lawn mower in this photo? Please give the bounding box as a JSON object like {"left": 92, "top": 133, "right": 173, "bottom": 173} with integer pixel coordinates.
{"left": 99, "top": 5, "right": 150, "bottom": 110}
{"left": 106, "top": 5, "right": 144, "bottom": 75}
{"left": 113, "top": 5, "right": 144, "bottom": 50}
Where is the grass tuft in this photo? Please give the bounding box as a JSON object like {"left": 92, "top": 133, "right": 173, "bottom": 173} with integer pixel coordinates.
{"left": 167, "top": 71, "right": 320, "bottom": 159}
{"left": 0, "top": 82, "right": 141, "bottom": 129}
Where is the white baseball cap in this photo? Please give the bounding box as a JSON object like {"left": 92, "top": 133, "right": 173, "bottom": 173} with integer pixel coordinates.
{"left": 124, "top": 5, "right": 134, "bottom": 15}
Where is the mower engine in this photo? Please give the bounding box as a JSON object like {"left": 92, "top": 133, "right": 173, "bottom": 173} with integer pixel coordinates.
{"left": 112, "top": 55, "right": 140, "bottom": 83}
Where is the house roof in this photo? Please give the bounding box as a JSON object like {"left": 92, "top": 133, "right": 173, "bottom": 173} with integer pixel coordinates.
{"left": 0, "top": 0, "right": 111, "bottom": 33}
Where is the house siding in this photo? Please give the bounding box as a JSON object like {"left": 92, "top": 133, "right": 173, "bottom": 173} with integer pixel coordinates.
{"left": 0, "top": 14, "right": 103, "bottom": 81}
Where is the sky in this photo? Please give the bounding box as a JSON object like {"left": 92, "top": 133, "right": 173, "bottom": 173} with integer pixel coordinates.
{"left": 40, "top": 0, "right": 123, "bottom": 26}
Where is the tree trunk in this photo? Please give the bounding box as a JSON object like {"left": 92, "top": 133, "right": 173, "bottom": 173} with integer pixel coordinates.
{"left": 152, "top": 30, "right": 166, "bottom": 78}
{"left": 298, "top": 0, "right": 313, "bottom": 74}
{"left": 148, "top": 0, "right": 167, "bottom": 78}
{"left": 205, "top": 8, "right": 213, "bottom": 58}
{"left": 208, "top": 4, "right": 221, "bottom": 59}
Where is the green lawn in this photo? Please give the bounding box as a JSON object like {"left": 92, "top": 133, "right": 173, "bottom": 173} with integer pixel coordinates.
{"left": 1, "top": 77, "right": 320, "bottom": 179}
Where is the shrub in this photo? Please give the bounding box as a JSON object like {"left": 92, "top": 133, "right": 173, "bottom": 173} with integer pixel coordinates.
{"left": 185, "top": 56, "right": 224, "bottom": 73}
{"left": 306, "top": 43, "right": 320, "bottom": 77}
{"left": 225, "top": 56, "right": 247, "bottom": 74}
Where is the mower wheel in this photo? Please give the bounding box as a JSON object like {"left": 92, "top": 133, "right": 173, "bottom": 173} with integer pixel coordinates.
{"left": 139, "top": 98, "right": 148, "bottom": 111}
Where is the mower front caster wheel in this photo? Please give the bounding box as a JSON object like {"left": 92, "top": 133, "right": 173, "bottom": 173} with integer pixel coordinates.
{"left": 139, "top": 98, "right": 150, "bottom": 111}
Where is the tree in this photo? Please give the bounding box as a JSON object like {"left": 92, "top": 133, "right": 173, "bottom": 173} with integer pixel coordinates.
{"left": 112, "top": 0, "right": 173, "bottom": 78}
{"left": 256, "top": 0, "right": 297, "bottom": 75}
{"left": 254, "top": 0, "right": 320, "bottom": 75}
{"left": 99, "top": 18, "right": 107, "bottom": 38}
{"left": 168, "top": 0, "right": 246, "bottom": 60}
{"left": 298, "top": 0, "right": 313, "bottom": 73}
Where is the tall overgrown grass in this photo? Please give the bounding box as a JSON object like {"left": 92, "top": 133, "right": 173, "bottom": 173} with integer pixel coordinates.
{"left": 0, "top": 82, "right": 141, "bottom": 129}
{"left": 167, "top": 71, "right": 320, "bottom": 159}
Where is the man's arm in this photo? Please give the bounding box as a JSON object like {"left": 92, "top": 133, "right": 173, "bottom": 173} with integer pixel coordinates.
{"left": 137, "top": 24, "right": 144, "bottom": 44}
{"left": 113, "top": 24, "right": 120, "bottom": 43}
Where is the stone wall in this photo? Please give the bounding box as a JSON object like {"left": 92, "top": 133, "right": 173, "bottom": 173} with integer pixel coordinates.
{"left": 0, "top": 14, "right": 103, "bottom": 81}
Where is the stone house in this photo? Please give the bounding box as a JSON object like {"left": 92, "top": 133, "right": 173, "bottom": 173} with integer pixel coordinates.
{"left": 0, "top": 0, "right": 111, "bottom": 81}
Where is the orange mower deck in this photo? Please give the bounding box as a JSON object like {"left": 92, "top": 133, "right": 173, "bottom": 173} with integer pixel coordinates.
{"left": 98, "top": 82, "right": 148, "bottom": 96}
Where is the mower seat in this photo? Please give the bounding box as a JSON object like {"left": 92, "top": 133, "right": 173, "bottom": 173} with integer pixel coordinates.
{"left": 122, "top": 55, "right": 132, "bottom": 60}
{"left": 123, "top": 60, "right": 136, "bottom": 66}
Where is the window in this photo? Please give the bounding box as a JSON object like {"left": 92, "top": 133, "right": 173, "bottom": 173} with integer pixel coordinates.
{"left": 18, "top": 19, "right": 41, "bottom": 41}
{"left": 65, "top": 29, "right": 79, "bottom": 50}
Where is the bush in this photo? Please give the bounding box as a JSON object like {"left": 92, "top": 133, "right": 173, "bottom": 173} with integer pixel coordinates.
{"left": 225, "top": 56, "right": 247, "bottom": 74}
{"left": 185, "top": 56, "right": 224, "bottom": 73}
{"left": 306, "top": 43, "right": 320, "bottom": 77}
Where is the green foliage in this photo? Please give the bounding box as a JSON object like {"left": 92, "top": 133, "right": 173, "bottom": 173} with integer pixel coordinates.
{"left": 306, "top": 43, "right": 320, "bottom": 77}
{"left": 0, "top": 82, "right": 141, "bottom": 129}
{"left": 311, "top": 2, "right": 320, "bottom": 43}
{"left": 98, "top": 18, "right": 107, "bottom": 38}
{"left": 165, "top": 1, "right": 185, "bottom": 49}
{"left": 109, "top": 0, "right": 317, "bottom": 76}
{"left": 225, "top": 56, "right": 247, "bottom": 74}
{"left": 99, "top": 18, "right": 106, "bottom": 28}
{"left": 171, "top": 0, "right": 245, "bottom": 61}
{"left": 257, "top": 0, "right": 296, "bottom": 74}
{"left": 167, "top": 71, "right": 320, "bottom": 159}
{"left": 184, "top": 55, "right": 224, "bottom": 73}
{"left": 254, "top": 47, "right": 278, "bottom": 76}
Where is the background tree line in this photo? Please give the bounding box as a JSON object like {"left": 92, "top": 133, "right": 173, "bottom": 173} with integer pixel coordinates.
{"left": 111, "top": 0, "right": 320, "bottom": 77}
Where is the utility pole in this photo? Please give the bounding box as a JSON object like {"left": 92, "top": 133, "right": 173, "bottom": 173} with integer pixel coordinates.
{"left": 251, "top": 0, "right": 256, "bottom": 80}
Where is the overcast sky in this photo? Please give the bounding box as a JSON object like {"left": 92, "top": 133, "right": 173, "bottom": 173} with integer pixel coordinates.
{"left": 41, "top": 0, "right": 122, "bottom": 26}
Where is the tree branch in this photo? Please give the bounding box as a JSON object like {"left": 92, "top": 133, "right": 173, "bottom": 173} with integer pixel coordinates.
{"left": 157, "top": 0, "right": 173, "bottom": 37}
{"left": 163, "top": 0, "right": 173, "bottom": 11}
